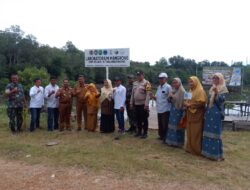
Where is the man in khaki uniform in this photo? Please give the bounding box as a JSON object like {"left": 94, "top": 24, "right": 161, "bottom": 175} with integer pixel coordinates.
{"left": 130, "top": 71, "right": 152, "bottom": 139}
{"left": 74, "top": 75, "right": 88, "bottom": 131}
{"left": 56, "top": 79, "right": 73, "bottom": 131}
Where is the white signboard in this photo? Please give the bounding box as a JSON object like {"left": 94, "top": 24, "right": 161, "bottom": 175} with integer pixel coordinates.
{"left": 85, "top": 48, "right": 130, "bottom": 67}
{"left": 202, "top": 67, "right": 241, "bottom": 86}
{"left": 229, "top": 68, "right": 241, "bottom": 86}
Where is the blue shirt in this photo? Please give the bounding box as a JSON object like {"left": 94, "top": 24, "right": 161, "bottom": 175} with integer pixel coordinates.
{"left": 155, "top": 83, "right": 172, "bottom": 113}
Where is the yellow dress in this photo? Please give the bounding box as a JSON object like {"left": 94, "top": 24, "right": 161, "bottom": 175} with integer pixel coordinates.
{"left": 186, "top": 76, "right": 207, "bottom": 155}
{"left": 84, "top": 84, "right": 100, "bottom": 132}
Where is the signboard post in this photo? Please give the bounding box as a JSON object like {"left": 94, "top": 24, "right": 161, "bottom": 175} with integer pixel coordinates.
{"left": 85, "top": 48, "right": 130, "bottom": 79}
{"left": 106, "top": 66, "right": 109, "bottom": 80}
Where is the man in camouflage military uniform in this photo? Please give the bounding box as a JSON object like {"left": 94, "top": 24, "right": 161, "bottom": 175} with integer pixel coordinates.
{"left": 74, "top": 75, "right": 88, "bottom": 131}
{"left": 56, "top": 79, "right": 73, "bottom": 131}
{"left": 130, "top": 71, "right": 152, "bottom": 139}
{"left": 5, "top": 74, "right": 25, "bottom": 133}
{"left": 125, "top": 74, "right": 137, "bottom": 133}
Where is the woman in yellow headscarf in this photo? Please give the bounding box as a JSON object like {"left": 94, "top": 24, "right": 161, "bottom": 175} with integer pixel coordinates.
{"left": 201, "top": 73, "right": 228, "bottom": 161}
{"left": 184, "top": 76, "right": 207, "bottom": 155}
{"left": 84, "top": 83, "right": 100, "bottom": 132}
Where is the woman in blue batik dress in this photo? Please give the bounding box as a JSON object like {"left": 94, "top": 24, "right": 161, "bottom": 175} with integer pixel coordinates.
{"left": 165, "top": 78, "right": 186, "bottom": 147}
{"left": 201, "top": 73, "right": 228, "bottom": 161}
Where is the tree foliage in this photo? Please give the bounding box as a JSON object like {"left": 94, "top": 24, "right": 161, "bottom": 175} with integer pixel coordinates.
{"left": 0, "top": 25, "right": 250, "bottom": 93}
{"left": 17, "top": 67, "right": 50, "bottom": 93}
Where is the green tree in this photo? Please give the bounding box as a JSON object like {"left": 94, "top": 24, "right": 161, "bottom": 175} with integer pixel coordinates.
{"left": 17, "top": 67, "right": 50, "bottom": 93}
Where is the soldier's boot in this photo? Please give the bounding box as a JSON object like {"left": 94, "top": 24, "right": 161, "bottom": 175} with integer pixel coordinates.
{"left": 10, "top": 127, "right": 16, "bottom": 133}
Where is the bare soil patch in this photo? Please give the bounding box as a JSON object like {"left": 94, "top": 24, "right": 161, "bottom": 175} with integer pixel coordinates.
{"left": 0, "top": 159, "right": 222, "bottom": 190}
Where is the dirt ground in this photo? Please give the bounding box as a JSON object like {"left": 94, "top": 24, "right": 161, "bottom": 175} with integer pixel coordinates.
{"left": 0, "top": 159, "right": 223, "bottom": 190}
{"left": 0, "top": 103, "right": 226, "bottom": 190}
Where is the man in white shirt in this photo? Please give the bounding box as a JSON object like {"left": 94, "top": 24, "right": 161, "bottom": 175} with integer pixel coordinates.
{"left": 151, "top": 73, "right": 172, "bottom": 141}
{"left": 45, "top": 76, "right": 59, "bottom": 131}
{"left": 113, "top": 77, "right": 126, "bottom": 133}
{"left": 29, "top": 78, "right": 44, "bottom": 132}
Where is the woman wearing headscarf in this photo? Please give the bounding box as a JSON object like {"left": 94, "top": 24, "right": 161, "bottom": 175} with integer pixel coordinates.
{"left": 201, "top": 73, "right": 228, "bottom": 161}
{"left": 84, "top": 83, "right": 100, "bottom": 132}
{"left": 184, "top": 76, "right": 207, "bottom": 155}
{"left": 165, "top": 78, "right": 186, "bottom": 147}
{"left": 100, "top": 79, "right": 115, "bottom": 133}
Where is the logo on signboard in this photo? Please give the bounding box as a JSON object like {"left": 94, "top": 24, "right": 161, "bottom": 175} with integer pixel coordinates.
{"left": 103, "top": 50, "right": 108, "bottom": 55}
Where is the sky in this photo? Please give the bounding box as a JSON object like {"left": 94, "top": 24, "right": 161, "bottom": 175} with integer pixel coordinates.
{"left": 0, "top": 0, "right": 249, "bottom": 65}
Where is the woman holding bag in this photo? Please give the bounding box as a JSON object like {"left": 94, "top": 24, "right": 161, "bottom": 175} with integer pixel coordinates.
{"left": 100, "top": 79, "right": 115, "bottom": 133}
{"left": 184, "top": 76, "right": 207, "bottom": 156}
{"left": 165, "top": 78, "right": 186, "bottom": 147}
{"left": 201, "top": 73, "right": 228, "bottom": 161}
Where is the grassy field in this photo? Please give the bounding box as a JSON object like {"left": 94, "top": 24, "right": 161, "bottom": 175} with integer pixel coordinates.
{"left": 0, "top": 106, "right": 249, "bottom": 189}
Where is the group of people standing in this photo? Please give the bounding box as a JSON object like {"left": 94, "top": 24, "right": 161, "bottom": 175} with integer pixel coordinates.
{"left": 5, "top": 70, "right": 228, "bottom": 161}
{"left": 5, "top": 75, "right": 97, "bottom": 133}
{"left": 153, "top": 73, "right": 228, "bottom": 161}
{"left": 99, "top": 71, "right": 152, "bottom": 139}
{"left": 4, "top": 72, "right": 151, "bottom": 137}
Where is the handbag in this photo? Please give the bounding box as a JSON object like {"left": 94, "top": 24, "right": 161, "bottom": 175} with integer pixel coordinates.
{"left": 178, "top": 114, "right": 187, "bottom": 129}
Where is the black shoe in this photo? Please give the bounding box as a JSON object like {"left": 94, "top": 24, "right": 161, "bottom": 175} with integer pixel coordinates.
{"left": 17, "top": 128, "right": 23, "bottom": 133}
{"left": 134, "top": 133, "right": 141, "bottom": 137}
{"left": 125, "top": 128, "right": 131, "bottom": 132}
{"left": 141, "top": 134, "right": 148, "bottom": 139}
{"left": 126, "top": 128, "right": 134, "bottom": 132}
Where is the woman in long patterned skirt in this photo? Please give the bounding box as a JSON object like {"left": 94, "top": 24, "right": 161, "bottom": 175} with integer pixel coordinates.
{"left": 201, "top": 73, "right": 228, "bottom": 161}
{"left": 165, "top": 78, "right": 186, "bottom": 147}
